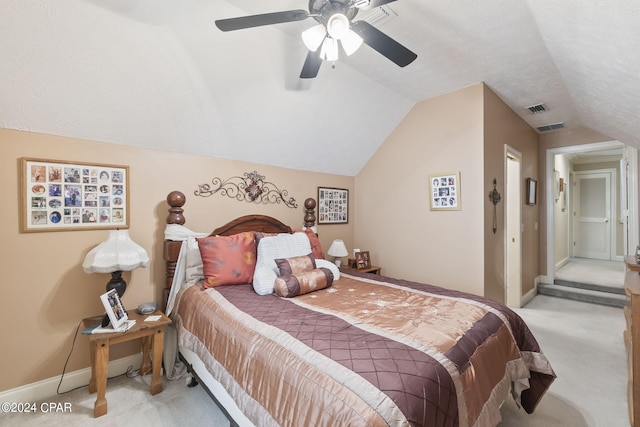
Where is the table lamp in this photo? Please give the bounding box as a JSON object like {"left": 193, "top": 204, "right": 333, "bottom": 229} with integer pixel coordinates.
{"left": 327, "top": 239, "right": 348, "bottom": 267}
{"left": 83, "top": 230, "right": 149, "bottom": 324}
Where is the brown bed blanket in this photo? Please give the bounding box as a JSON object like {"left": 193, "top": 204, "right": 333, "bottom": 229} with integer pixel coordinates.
{"left": 174, "top": 271, "right": 554, "bottom": 427}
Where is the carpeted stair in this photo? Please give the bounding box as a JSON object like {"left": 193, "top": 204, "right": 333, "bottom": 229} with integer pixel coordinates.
{"left": 538, "top": 279, "right": 626, "bottom": 308}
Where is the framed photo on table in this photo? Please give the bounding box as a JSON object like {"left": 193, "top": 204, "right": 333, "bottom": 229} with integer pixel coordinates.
{"left": 317, "top": 187, "right": 348, "bottom": 224}
{"left": 429, "top": 171, "right": 461, "bottom": 211}
{"left": 355, "top": 251, "right": 371, "bottom": 269}
{"left": 100, "top": 289, "right": 128, "bottom": 329}
{"left": 20, "top": 158, "right": 129, "bottom": 232}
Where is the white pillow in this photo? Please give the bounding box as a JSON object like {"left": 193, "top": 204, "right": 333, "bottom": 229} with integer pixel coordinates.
{"left": 316, "top": 259, "right": 340, "bottom": 281}
{"left": 253, "top": 232, "right": 312, "bottom": 295}
{"left": 185, "top": 235, "right": 204, "bottom": 283}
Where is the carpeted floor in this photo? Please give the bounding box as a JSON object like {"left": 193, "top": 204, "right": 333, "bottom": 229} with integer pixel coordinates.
{"left": 555, "top": 257, "right": 625, "bottom": 288}
{"left": 499, "top": 295, "right": 626, "bottom": 426}
{"left": 1, "top": 295, "right": 626, "bottom": 427}
{"left": 0, "top": 373, "right": 230, "bottom": 427}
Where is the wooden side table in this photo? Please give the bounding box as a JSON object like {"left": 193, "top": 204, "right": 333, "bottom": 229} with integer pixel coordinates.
{"left": 345, "top": 260, "right": 382, "bottom": 275}
{"left": 82, "top": 310, "right": 172, "bottom": 417}
{"left": 355, "top": 266, "right": 382, "bottom": 274}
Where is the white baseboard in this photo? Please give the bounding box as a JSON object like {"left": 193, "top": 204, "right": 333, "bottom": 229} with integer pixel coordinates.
{"left": 555, "top": 256, "right": 569, "bottom": 271}
{"left": 521, "top": 276, "right": 540, "bottom": 306}
{"left": 0, "top": 354, "right": 141, "bottom": 403}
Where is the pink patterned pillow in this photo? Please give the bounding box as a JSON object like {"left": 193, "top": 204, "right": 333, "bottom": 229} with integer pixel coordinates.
{"left": 197, "top": 232, "right": 256, "bottom": 288}
{"left": 295, "top": 229, "right": 325, "bottom": 259}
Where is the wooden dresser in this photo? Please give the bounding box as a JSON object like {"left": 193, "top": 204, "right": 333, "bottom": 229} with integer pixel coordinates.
{"left": 625, "top": 255, "right": 640, "bottom": 426}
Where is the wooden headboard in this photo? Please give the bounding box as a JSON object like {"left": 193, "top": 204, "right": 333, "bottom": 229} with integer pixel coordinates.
{"left": 163, "top": 190, "right": 317, "bottom": 305}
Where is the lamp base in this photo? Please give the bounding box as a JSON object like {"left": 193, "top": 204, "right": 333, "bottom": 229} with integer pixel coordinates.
{"left": 106, "top": 271, "right": 127, "bottom": 298}
{"left": 334, "top": 258, "right": 343, "bottom": 268}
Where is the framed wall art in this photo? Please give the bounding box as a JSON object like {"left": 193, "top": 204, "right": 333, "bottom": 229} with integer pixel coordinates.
{"left": 317, "top": 187, "right": 348, "bottom": 224}
{"left": 429, "top": 171, "right": 461, "bottom": 211}
{"left": 526, "top": 178, "right": 537, "bottom": 206}
{"left": 21, "top": 158, "right": 129, "bottom": 232}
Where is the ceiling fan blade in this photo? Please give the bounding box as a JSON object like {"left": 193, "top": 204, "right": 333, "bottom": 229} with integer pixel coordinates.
{"left": 300, "top": 51, "right": 322, "bottom": 79}
{"left": 358, "top": 0, "right": 397, "bottom": 10}
{"left": 215, "top": 10, "right": 309, "bottom": 32}
{"left": 351, "top": 20, "right": 417, "bottom": 67}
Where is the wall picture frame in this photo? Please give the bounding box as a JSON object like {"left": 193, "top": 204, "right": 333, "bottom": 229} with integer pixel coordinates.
{"left": 317, "top": 187, "right": 348, "bottom": 224}
{"left": 21, "top": 158, "right": 129, "bottom": 232}
{"left": 355, "top": 250, "right": 371, "bottom": 269}
{"left": 526, "top": 178, "right": 537, "bottom": 205}
{"left": 429, "top": 171, "right": 461, "bottom": 211}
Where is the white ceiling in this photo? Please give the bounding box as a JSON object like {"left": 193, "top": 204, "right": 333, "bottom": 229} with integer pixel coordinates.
{"left": 1, "top": 1, "right": 639, "bottom": 176}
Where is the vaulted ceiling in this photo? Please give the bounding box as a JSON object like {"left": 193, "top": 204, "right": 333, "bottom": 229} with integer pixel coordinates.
{"left": 1, "top": 1, "right": 638, "bottom": 176}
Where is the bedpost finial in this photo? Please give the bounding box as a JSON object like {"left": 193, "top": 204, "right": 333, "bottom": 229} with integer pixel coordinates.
{"left": 167, "top": 191, "right": 186, "bottom": 225}
{"left": 304, "top": 197, "right": 316, "bottom": 228}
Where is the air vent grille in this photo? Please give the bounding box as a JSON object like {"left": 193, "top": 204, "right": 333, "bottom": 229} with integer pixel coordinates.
{"left": 526, "top": 103, "right": 547, "bottom": 114}
{"left": 536, "top": 122, "right": 566, "bottom": 132}
{"left": 361, "top": 5, "right": 397, "bottom": 25}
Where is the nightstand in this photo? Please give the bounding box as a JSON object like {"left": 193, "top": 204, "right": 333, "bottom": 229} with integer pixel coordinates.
{"left": 82, "top": 310, "right": 171, "bottom": 417}
{"left": 355, "top": 266, "right": 382, "bottom": 274}
{"left": 345, "top": 259, "right": 382, "bottom": 275}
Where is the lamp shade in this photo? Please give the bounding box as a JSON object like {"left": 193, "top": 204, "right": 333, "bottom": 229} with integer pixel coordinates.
{"left": 327, "top": 239, "right": 348, "bottom": 258}
{"left": 82, "top": 230, "right": 149, "bottom": 274}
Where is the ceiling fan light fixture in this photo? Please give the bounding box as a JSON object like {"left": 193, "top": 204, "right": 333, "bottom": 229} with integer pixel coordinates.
{"left": 302, "top": 24, "right": 326, "bottom": 52}
{"left": 326, "top": 13, "right": 350, "bottom": 40}
{"left": 341, "top": 29, "right": 363, "bottom": 55}
{"left": 320, "top": 37, "right": 339, "bottom": 62}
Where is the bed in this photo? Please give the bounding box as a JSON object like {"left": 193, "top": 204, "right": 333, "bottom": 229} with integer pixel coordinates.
{"left": 162, "top": 191, "right": 555, "bottom": 427}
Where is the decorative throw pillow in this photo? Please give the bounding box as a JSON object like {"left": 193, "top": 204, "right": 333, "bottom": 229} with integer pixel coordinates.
{"left": 197, "top": 231, "right": 257, "bottom": 288}
{"left": 252, "top": 232, "right": 312, "bottom": 295}
{"left": 315, "top": 259, "right": 340, "bottom": 281}
{"left": 185, "top": 235, "right": 204, "bottom": 283}
{"left": 275, "top": 253, "right": 316, "bottom": 277}
{"left": 274, "top": 268, "right": 334, "bottom": 298}
{"left": 296, "top": 228, "right": 325, "bottom": 259}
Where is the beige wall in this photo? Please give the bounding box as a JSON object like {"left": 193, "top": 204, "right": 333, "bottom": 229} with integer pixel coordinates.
{"left": 553, "top": 154, "right": 572, "bottom": 265}
{"left": 483, "top": 85, "right": 540, "bottom": 302}
{"left": 0, "top": 128, "right": 353, "bottom": 393}
{"left": 355, "top": 83, "right": 540, "bottom": 302}
{"left": 355, "top": 84, "right": 486, "bottom": 296}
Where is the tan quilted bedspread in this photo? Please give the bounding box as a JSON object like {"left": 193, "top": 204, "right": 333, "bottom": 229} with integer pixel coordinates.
{"left": 174, "top": 271, "right": 555, "bottom": 427}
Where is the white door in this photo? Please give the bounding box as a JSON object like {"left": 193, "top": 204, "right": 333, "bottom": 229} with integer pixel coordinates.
{"left": 574, "top": 171, "right": 612, "bottom": 260}
{"left": 505, "top": 147, "right": 522, "bottom": 307}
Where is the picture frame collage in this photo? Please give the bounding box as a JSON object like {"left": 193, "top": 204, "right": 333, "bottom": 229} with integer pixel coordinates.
{"left": 21, "top": 158, "right": 129, "bottom": 232}
{"left": 429, "top": 171, "right": 461, "bottom": 211}
{"left": 317, "top": 187, "right": 348, "bottom": 224}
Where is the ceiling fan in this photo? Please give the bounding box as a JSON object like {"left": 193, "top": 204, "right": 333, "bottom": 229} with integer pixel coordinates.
{"left": 215, "top": 0, "right": 417, "bottom": 79}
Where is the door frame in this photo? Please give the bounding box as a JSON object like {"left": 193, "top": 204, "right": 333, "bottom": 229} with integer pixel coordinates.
{"left": 544, "top": 141, "right": 637, "bottom": 284}
{"left": 572, "top": 169, "right": 616, "bottom": 260}
{"left": 505, "top": 145, "right": 522, "bottom": 307}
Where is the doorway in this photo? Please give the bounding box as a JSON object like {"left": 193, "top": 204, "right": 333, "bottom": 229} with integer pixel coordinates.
{"left": 505, "top": 146, "right": 522, "bottom": 307}
{"left": 573, "top": 169, "right": 617, "bottom": 261}
{"left": 544, "top": 142, "right": 638, "bottom": 284}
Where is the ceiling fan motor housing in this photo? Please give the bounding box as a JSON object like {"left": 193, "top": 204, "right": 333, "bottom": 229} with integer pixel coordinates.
{"left": 309, "top": 0, "right": 359, "bottom": 25}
